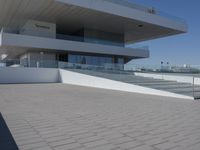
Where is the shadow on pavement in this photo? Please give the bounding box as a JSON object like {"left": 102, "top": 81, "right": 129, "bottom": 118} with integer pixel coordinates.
{"left": 0, "top": 113, "right": 19, "bottom": 150}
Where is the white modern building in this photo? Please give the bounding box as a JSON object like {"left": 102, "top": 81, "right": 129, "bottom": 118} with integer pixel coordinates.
{"left": 0, "top": 0, "right": 187, "bottom": 69}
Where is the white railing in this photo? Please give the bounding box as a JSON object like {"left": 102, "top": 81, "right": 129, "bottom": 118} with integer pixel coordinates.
{"left": 0, "top": 28, "right": 3, "bottom": 34}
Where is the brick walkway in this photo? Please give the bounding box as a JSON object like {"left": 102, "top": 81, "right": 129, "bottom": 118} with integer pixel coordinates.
{"left": 0, "top": 84, "right": 200, "bottom": 150}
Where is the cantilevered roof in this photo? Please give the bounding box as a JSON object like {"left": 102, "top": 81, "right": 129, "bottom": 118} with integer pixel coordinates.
{"left": 0, "top": 0, "right": 187, "bottom": 43}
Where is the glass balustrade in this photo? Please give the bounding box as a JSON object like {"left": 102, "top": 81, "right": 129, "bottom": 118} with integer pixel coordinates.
{"left": 0, "top": 59, "right": 125, "bottom": 70}
{"left": 1, "top": 59, "right": 200, "bottom": 73}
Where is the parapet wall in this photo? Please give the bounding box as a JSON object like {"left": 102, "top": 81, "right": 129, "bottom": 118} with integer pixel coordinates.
{"left": 134, "top": 72, "right": 200, "bottom": 85}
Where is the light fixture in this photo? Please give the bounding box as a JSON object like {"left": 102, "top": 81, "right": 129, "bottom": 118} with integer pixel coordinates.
{"left": 1, "top": 54, "right": 8, "bottom": 60}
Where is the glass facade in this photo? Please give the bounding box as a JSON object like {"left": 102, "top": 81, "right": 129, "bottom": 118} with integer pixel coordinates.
{"left": 18, "top": 52, "right": 125, "bottom": 69}
{"left": 68, "top": 54, "right": 124, "bottom": 66}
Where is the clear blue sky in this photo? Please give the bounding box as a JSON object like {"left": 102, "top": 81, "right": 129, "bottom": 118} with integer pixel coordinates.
{"left": 128, "top": 0, "right": 199, "bottom": 66}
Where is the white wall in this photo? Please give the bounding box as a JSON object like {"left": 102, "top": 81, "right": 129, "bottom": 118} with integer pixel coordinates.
{"left": 20, "top": 20, "right": 56, "bottom": 38}
{"left": 0, "top": 29, "right": 2, "bottom": 46}
{"left": 59, "top": 69, "right": 193, "bottom": 99}
{"left": 0, "top": 67, "right": 59, "bottom": 84}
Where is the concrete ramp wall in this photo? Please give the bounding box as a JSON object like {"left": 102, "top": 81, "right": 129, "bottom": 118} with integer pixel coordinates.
{"left": 135, "top": 72, "right": 200, "bottom": 85}
{"left": 0, "top": 67, "right": 59, "bottom": 84}
{"left": 59, "top": 69, "right": 193, "bottom": 99}
{"left": 0, "top": 68, "right": 193, "bottom": 99}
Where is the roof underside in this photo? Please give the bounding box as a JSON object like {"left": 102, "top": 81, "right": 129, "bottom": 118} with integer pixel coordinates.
{"left": 0, "top": 0, "right": 186, "bottom": 44}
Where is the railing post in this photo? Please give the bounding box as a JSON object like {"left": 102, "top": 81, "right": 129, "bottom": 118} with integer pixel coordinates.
{"left": 193, "top": 76, "right": 195, "bottom": 99}
{"left": 0, "top": 27, "right": 4, "bottom": 34}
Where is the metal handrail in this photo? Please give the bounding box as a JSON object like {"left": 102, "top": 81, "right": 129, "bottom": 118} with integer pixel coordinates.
{"left": 193, "top": 76, "right": 195, "bottom": 99}
{"left": 0, "top": 27, "right": 3, "bottom": 34}
{"left": 191, "top": 76, "right": 200, "bottom": 100}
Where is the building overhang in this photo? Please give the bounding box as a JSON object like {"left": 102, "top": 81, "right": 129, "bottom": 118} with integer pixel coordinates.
{"left": 0, "top": 0, "right": 187, "bottom": 44}
{"left": 0, "top": 31, "right": 149, "bottom": 59}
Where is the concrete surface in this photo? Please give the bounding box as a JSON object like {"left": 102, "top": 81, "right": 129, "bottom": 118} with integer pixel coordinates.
{"left": 0, "top": 84, "right": 200, "bottom": 150}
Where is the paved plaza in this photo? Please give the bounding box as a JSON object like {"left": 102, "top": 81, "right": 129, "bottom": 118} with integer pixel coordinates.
{"left": 0, "top": 84, "right": 200, "bottom": 150}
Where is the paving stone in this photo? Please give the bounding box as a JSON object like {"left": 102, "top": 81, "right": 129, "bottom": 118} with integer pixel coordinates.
{"left": 109, "top": 136, "right": 134, "bottom": 145}
{"left": 16, "top": 137, "right": 45, "bottom": 146}
{"left": 144, "top": 138, "right": 168, "bottom": 146}
{"left": 45, "top": 134, "right": 71, "bottom": 143}
{"left": 78, "top": 135, "right": 102, "bottom": 144}
{"left": 154, "top": 141, "right": 179, "bottom": 150}
{"left": 132, "top": 144, "right": 155, "bottom": 150}
{"left": 83, "top": 139, "right": 109, "bottom": 148}
{"left": 118, "top": 141, "right": 143, "bottom": 149}
{"left": 31, "top": 146, "right": 53, "bottom": 150}
{"left": 89, "top": 144, "right": 119, "bottom": 150}
{"left": 53, "top": 142, "right": 82, "bottom": 150}
{"left": 49, "top": 138, "right": 76, "bottom": 147}
{"left": 18, "top": 142, "right": 48, "bottom": 150}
